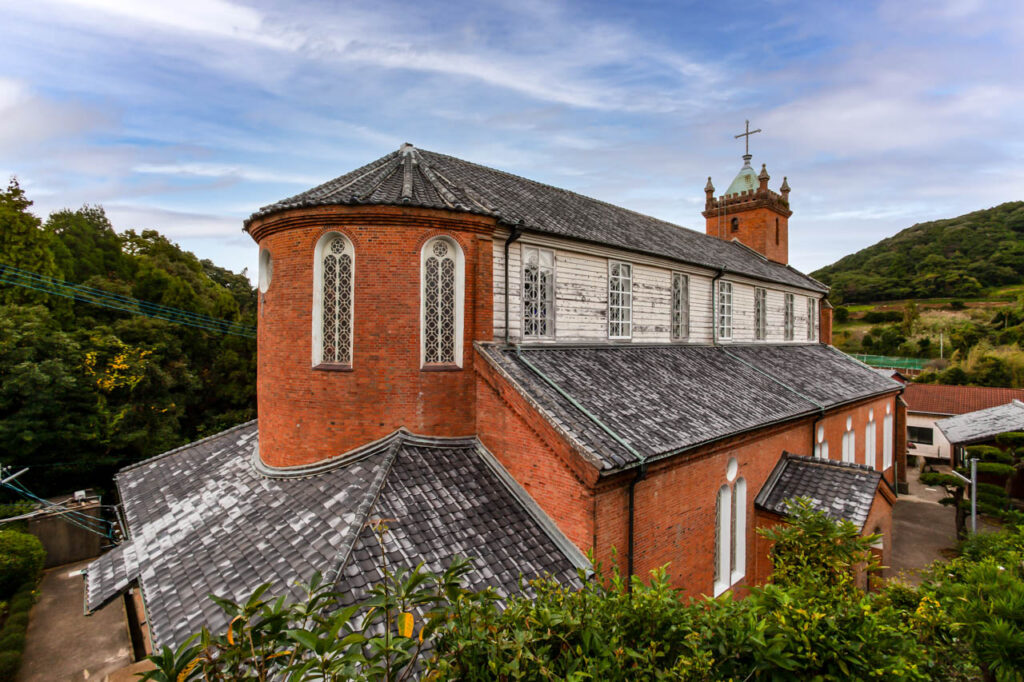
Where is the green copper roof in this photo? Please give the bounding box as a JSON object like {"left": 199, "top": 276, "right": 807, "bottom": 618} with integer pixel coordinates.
{"left": 724, "top": 154, "right": 758, "bottom": 196}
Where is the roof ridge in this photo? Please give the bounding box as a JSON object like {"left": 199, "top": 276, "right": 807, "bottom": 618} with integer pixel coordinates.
{"left": 116, "top": 419, "right": 257, "bottom": 476}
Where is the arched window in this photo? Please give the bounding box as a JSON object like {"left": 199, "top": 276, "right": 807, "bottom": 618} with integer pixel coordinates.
{"left": 732, "top": 477, "right": 747, "bottom": 585}
{"left": 842, "top": 416, "right": 856, "bottom": 463}
{"left": 421, "top": 236, "right": 465, "bottom": 367}
{"left": 814, "top": 424, "right": 829, "bottom": 459}
{"left": 714, "top": 484, "right": 732, "bottom": 596}
{"left": 312, "top": 233, "right": 354, "bottom": 366}
{"left": 715, "top": 458, "right": 744, "bottom": 596}
{"left": 865, "top": 409, "right": 877, "bottom": 467}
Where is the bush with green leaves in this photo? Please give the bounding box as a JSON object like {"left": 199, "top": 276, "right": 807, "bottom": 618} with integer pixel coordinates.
{"left": 916, "top": 525, "right": 1024, "bottom": 682}
{"left": 144, "top": 500, "right": 1024, "bottom": 681}
{"left": 0, "top": 531, "right": 43, "bottom": 599}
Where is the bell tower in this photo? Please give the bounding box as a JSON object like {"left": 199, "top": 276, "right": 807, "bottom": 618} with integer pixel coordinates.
{"left": 702, "top": 121, "right": 792, "bottom": 265}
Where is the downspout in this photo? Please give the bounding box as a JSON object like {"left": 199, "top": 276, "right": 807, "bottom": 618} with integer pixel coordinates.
{"left": 711, "top": 268, "right": 725, "bottom": 346}
{"left": 503, "top": 222, "right": 523, "bottom": 346}
{"left": 514, "top": 346, "right": 647, "bottom": 590}
{"left": 626, "top": 460, "right": 647, "bottom": 592}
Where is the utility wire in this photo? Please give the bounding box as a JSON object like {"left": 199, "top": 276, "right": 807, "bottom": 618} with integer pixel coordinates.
{"left": 2, "top": 479, "right": 114, "bottom": 537}
{"left": 0, "top": 263, "right": 255, "bottom": 338}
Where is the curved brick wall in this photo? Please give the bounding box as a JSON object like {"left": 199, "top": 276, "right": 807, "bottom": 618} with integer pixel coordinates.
{"left": 248, "top": 205, "right": 495, "bottom": 467}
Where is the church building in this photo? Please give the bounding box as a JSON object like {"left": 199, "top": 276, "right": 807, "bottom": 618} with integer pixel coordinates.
{"left": 85, "top": 142, "right": 906, "bottom": 652}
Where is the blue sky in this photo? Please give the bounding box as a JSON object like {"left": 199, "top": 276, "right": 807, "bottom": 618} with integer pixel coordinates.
{"left": 2, "top": 0, "right": 1022, "bottom": 280}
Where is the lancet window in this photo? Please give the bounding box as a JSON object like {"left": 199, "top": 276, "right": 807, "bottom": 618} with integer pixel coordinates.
{"left": 313, "top": 233, "right": 354, "bottom": 366}
{"left": 422, "top": 237, "right": 464, "bottom": 366}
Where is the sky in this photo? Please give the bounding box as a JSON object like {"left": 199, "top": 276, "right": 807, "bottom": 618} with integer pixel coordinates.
{"left": 2, "top": 0, "right": 1022, "bottom": 281}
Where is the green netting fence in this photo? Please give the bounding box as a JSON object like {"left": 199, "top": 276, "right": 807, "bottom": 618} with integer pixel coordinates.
{"left": 850, "top": 353, "right": 929, "bottom": 370}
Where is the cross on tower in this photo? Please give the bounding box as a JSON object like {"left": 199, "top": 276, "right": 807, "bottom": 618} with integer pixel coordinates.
{"left": 734, "top": 119, "right": 762, "bottom": 156}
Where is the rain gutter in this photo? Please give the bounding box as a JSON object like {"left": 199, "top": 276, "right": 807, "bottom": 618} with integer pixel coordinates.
{"left": 513, "top": 346, "right": 647, "bottom": 590}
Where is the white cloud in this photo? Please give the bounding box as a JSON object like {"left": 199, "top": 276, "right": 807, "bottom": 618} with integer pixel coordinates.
{"left": 133, "top": 163, "right": 321, "bottom": 186}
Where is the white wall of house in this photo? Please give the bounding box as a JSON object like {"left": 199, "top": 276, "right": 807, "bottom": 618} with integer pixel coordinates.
{"left": 906, "top": 413, "right": 953, "bottom": 460}
{"left": 493, "top": 232, "right": 820, "bottom": 345}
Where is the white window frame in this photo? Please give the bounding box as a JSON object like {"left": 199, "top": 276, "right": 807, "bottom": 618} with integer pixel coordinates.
{"left": 522, "top": 246, "right": 555, "bottom": 339}
{"left": 754, "top": 287, "right": 767, "bottom": 341}
{"left": 671, "top": 272, "right": 689, "bottom": 341}
{"left": 717, "top": 281, "right": 733, "bottom": 340}
{"left": 311, "top": 232, "right": 354, "bottom": 367}
{"left": 608, "top": 260, "right": 632, "bottom": 340}
{"left": 807, "top": 297, "right": 818, "bottom": 341}
{"left": 842, "top": 416, "right": 856, "bottom": 463}
{"left": 420, "top": 236, "right": 465, "bottom": 367}
{"left": 883, "top": 406, "right": 894, "bottom": 470}
{"left": 784, "top": 293, "right": 795, "bottom": 341}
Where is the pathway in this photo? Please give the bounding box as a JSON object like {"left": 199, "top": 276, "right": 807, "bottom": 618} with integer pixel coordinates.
{"left": 17, "top": 559, "right": 133, "bottom": 682}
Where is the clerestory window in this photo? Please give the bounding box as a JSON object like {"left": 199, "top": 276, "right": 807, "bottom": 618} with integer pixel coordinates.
{"left": 754, "top": 287, "right": 767, "bottom": 341}
{"left": 523, "top": 247, "right": 555, "bottom": 338}
{"left": 671, "top": 273, "right": 689, "bottom": 341}
{"left": 422, "top": 237, "right": 464, "bottom": 367}
{"left": 717, "top": 281, "right": 733, "bottom": 340}
{"left": 784, "top": 293, "right": 795, "bottom": 341}
{"left": 608, "top": 261, "right": 632, "bottom": 339}
{"left": 807, "top": 297, "right": 818, "bottom": 341}
{"left": 313, "top": 233, "right": 354, "bottom": 367}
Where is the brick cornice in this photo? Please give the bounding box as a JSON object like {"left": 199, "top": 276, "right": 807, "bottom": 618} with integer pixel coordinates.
{"left": 246, "top": 204, "right": 498, "bottom": 243}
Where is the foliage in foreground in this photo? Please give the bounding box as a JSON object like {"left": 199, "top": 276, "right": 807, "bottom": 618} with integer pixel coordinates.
{"left": 0, "top": 529, "right": 44, "bottom": 682}
{"left": 143, "top": 501, "right": 1024, "bottom": 681}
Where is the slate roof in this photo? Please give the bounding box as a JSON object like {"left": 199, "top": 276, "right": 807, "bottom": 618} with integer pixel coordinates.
{"left": 755, "top": 453, "right": 882, "bottom": 530}
{"left": 246, "top": 144, "right": 827, "bottom": 294}
{"left": 935, "top": 399, "right": 1024, "bottom": 445}
{"left": 85, "top": 422, "right": 587, "bottom": 648}
{"left": 902, "top": 383, "right": 1024, "bottom": 416}
{"left": 477, "top": 343, "right": 902, "bottom": 472}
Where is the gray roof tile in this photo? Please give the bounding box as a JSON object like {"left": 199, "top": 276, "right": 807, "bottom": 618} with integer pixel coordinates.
{"left": 246, "top": 145, "right": 826, "bottom": 294}
{"left": 478, "top": 343, "right": 901, "bottom": 472}
{"left": 85, "top": 423, "right": 586, "bottom": 648}
{"left": 936, "top": 399, "right": 1024, "bottom": 445}
{"left": 754, "top": 453, "right": 882, "bottom": 530}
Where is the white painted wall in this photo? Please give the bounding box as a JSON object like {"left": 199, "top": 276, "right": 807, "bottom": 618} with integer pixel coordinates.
{"left": 493, "top": 233, "right": 822, "bottom": 345}
{"left": 906, "top": 413, "right": 953, "bottom": 460}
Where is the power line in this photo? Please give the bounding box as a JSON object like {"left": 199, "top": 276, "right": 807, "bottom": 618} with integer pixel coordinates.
{"left": 0, "top": 262, "right": 255, "bottom": 338}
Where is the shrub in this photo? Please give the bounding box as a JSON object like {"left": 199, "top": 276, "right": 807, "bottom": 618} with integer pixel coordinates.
{"left": 0, "top": 651, "right": 20, "bottom": 682}
{"left": 833, "top": 306, "right": 850, "bottom": 323}
{"left": 6, "top": 593, "right": 32, "bottom": 614}
{"left": 950, "top": 300, "right": 966, "bottom": 310}
{"left": 995, "top": 431, "right": 1024, "bottom": 451}
{"left": 1, "top": 615, "right": 26, "bottom": 632}
{"left": 0, "top": 531, "right": 44, "bottom": 599}
{"left": 0, "top": 631, "right": 25, "bottom": 654}
{"left": 966, "top": 444, "right": 1013, "bottom": 464}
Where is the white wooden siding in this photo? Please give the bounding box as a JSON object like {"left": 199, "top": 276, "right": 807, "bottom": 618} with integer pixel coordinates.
{"left": 493, "top": 236, "right": 819, "bottom": 345}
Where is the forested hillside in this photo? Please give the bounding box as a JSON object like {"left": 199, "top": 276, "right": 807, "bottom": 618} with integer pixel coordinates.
{"left": 0, "top": 179, "right": 256, "bottom": 496}
{"left": 812, "top": 202, "right": 1024, "bottom": 304}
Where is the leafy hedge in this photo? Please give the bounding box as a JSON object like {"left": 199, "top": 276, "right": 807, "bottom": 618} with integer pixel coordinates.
{"left": 141, "top": 500, "right": 1024, "bottom": 681}
{"left": 0, "top": 530, "right": 43, "bottom": 682}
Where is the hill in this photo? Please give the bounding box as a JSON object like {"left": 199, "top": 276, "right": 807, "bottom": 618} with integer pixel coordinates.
{"left": 811, "top": 201, "right": 1024, "bottom": 304}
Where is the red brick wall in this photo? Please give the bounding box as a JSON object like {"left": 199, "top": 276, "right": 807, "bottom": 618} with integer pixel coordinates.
{"left": 474, "top": 356, "right": 900, "bottom": 595}
{"left": 705, "top": 205, "right": 789, "bottom": 265}
{"left": 248, "top": 206, "right": 495, "bottom": 467}
{"left": 474, "top": 350, "right": 598, "bottom": 552}
{"left": 621, "top": 420, "right": 814, "bottom": 594}
{"left": 813, "top": 394, "right": 899, "bottom": 484}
